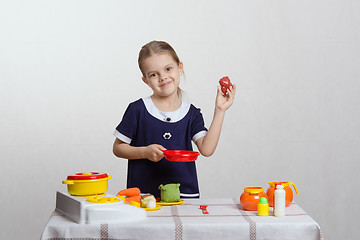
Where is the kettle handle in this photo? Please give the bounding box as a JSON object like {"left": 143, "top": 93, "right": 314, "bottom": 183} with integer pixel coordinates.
{"left": 289, "top": 182, "right": 299, "bottom": 194}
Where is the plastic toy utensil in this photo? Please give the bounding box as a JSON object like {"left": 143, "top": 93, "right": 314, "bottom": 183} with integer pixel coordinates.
{"left": 200, "top": 205, "right": 209, "bottom": 214}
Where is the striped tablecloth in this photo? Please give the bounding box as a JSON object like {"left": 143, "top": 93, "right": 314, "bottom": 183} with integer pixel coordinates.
{"left": 41, "top": 198, "right": 323, "bottom": 240}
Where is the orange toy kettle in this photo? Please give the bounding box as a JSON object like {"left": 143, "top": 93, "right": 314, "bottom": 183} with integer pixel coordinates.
{"left": 240, "top": 187, "right": 268, "bottom": 211}
{"left": 267, "top": 181, "right": 299, "bottom": 207}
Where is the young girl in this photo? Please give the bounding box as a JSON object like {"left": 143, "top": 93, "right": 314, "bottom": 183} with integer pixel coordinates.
{"left": 113, "top": 41, "right": 236, "bottom": 198}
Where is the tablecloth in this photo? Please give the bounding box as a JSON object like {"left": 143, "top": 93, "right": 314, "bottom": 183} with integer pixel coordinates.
{"left": 41, "top": 198, "right": 323, "bottom": 240}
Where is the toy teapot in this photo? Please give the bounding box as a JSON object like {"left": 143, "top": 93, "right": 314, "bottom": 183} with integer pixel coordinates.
{"left": 266, "top": 181, "right": 299, "bottom": 207}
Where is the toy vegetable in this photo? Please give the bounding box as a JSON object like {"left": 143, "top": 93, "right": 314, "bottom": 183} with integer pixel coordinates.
{"left": 117, "top": 187, "right": 141, "bottom": 197}
{"left": 219, "top": 76, "right": 233, "bottom": 95}
{"left": 158, "top": 183, "right": 180, "bottom": 203}
{"left": 117, "top": 187, "right": 141, "bottom": 203}
{"left": 125, "top": 195, "right": 141, "bottom": 203}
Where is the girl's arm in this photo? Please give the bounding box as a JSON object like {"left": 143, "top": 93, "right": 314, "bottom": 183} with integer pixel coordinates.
{"left": 113, "top": 138, "right": 166, "bottom": 162}
{"left": 195, "top": 85, "right": 236, "bottom": 157}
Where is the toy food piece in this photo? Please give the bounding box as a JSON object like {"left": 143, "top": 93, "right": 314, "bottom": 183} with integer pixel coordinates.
{"left": 125, "top": 195, "right": 141, "bottom": 203}
{"left": 159, "top": 183, "right": 180, "bottom": 203}
{"left": 117, "top": 187, "right": 141, "bottom": 203}
{"left": 141, "top": 194, "right": 157, "bottom": 208}
{"left": 219, "top": 76, "right": 233, "bottom": 95}
{"left": 117, "top": 187, "right": 141, "bottom": 197}
{"left": 116, "top": 195, "right": 141, "bottom": 203}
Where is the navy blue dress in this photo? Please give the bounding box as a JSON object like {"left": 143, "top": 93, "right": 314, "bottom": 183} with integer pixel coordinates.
{"left": 114, "top": 97, "right": 207, "bottom": 198}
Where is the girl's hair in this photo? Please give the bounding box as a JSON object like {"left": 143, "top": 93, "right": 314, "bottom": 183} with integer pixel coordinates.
{"left": 138, "top": 40, "right": 183, "bottom": 98}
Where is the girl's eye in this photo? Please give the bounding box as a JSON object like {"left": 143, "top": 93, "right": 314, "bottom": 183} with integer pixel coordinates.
{"left": 166, "top": 67, "right": 172, "bottom": 72}
{"left": 149, "top": 73, "right": 157, "bottom": 78}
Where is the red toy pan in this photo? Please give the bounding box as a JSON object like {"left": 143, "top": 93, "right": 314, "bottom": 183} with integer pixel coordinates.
{"left": 161, "top": 150, "right": 200, "bottom": 162}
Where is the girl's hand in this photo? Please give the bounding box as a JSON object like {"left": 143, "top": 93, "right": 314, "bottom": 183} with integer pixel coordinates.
{"left": 144, "top": 144, "right": 166, "bottom": 162}
{"left": 215, "top": 84, "right": 236, "bottom": 112}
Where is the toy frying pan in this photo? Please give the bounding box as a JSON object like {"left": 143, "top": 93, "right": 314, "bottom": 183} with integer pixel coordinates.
{"left": 161, "top": 150, "right": 200, "bottom": 162}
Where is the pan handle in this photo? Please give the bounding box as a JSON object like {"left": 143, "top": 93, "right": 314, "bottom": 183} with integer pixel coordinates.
{"left": 62, "top": 180, "right": 74, "bottom": 185}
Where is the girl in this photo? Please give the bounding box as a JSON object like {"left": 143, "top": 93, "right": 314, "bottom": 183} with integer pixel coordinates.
{"left": 113, "top": 41, "right": 236, "bottom": 198}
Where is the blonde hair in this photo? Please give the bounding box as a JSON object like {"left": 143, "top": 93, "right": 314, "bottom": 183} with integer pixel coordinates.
{"left": 138, "top": 41, "right": 183, "bottom": 98}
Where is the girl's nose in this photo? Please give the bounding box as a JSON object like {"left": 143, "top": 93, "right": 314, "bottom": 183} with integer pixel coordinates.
{"left": 159, "top": 74, "right": 168, "bottom": 81}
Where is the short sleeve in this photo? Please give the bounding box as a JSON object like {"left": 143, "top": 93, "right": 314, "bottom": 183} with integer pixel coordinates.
{"left": 190, "top": 106, "right": 208, "bottom": 142}
{"left": 113, "top": 102, "right": 139, "bottom": 144}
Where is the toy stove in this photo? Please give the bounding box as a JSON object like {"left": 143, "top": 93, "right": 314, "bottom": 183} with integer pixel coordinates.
{"left": 56, "top": 191, "right": 146, "bottom": 224}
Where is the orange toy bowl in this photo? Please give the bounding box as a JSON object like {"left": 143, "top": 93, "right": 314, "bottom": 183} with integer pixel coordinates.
{"left": 240, "top": 187, "right": 268, "bottom": 211}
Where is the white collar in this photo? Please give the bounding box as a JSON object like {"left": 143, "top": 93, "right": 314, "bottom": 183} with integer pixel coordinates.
{"left": 142, "top": 97, "right": 190, "bottom": 123}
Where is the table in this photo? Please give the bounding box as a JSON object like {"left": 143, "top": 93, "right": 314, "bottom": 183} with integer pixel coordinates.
{"left": 41, "top": 198, "right": 324, "bottom": 240}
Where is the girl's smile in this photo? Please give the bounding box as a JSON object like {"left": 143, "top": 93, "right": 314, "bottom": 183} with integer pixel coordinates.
{"left": 160, "top": 80, "right": 172, "bottom": 88}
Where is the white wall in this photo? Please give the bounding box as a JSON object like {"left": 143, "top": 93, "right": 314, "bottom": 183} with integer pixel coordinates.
{"left": 1, "top": 1, "right": 359, "bottom": 239}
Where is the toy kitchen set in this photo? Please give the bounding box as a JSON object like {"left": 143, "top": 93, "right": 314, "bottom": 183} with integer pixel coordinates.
{"left": 56, "top": 172, "right": 147, "bottom": 224}
{"left": 55, "top": 149, "right": 300, "bottom": 224}
{"left": 44, "top": 170, "right": 322, "bottom": 240}
{"left": 56, "top": 151, "right": 202, "bottom": 224}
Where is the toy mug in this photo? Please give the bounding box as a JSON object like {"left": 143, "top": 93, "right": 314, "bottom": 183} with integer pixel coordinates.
{"left": 240, "top": 186, "right": 268, "bottom": 211}
{"left": 266, "top": 181, "right": 299, "bottom": 207}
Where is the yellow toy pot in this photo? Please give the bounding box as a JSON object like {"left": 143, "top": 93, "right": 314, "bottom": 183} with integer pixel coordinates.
{"left": 62, "top": 172, "right": 112, "bottom": 196}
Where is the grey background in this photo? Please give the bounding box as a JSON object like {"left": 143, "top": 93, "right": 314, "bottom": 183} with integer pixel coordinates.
{"left": 1, "top": 1, "right": 359, "bottom": 239}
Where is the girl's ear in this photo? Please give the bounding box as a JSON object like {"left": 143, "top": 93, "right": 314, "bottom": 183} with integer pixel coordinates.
{"left": 179, "top": 62, "right": 184, "bottom": 75}
{"left": 142, "top": 76, "right": 148, "bottom": 85}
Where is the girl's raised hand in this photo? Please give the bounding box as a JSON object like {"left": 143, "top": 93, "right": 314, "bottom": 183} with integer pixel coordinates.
{"left": 215, "top": 84, "right": 236, "bottom": 112}
{"left": 145, "top": 144, "right": 166, "bottom": 162}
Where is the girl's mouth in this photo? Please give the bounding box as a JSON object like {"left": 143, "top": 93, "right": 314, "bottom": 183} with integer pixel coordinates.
{"left": 160, "top": 81, "right": 172, "bottom": 88}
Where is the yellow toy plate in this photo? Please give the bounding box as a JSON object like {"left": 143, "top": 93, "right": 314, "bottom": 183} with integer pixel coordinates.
{"left": 143, "top": 204, "right": 162, "bottom": 211}
{"left": 157, "top": 199, "right": 184, "bottom": 206}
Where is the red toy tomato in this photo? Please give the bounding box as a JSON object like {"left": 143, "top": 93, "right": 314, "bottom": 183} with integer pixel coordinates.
{"left": 219, "top": 76, "right": 233, "bottom": 95}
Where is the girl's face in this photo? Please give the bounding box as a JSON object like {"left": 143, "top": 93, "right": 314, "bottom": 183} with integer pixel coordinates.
{"left": 141, "top": 53, "right": 183, "bottom": 98}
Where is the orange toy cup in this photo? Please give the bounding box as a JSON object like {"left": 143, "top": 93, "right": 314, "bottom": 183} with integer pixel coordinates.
{"left": 240, "top": 187, "right": 268, "bottom": 211}
{"left": 267, "top": 181, "right": 299, "bottom": 207}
